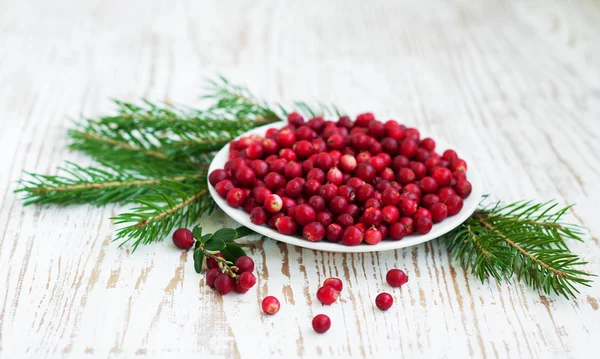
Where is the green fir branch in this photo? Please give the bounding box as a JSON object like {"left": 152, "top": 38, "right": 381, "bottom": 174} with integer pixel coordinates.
{"left": 445, "top": 199, "right": 593, "bottom": 299}
{"left": 113, "top": 179, "right": 215, "bottom": 251}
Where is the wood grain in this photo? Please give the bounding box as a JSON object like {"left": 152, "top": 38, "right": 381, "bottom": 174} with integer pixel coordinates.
{"left": 1, "top": 0, "right": 599, "bottom": 357}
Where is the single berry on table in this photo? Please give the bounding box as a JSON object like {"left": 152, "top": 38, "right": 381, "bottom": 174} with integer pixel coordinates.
{"left": 261, "top": 296, "right": 281, "bottom": 315}
{"left": 172, "top": 228, "right": 194, "bottom": 249}
{"left": 386, "top": 269, "right": 408, "bottom": 287}
{"left": 316, "top": 286, "right": 339, "bottom": 305}
{"left": 375, "top": 292, "right": 394, "bottom": 311}
{"left": 312, "top": 314, "right": 332, "bottom": 334}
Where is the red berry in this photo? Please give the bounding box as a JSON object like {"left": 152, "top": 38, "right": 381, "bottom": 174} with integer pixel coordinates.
{"left": 308, "top": 195, "right": 326, "bottom": 212}
{"left": 389, "top": 222, "right": 407, "bottom": 240}
{"left": 382, "top": 205, "right": 400, "bottom": 224}
{"left": 264, "top": 172, "right": 286, "bottom": 190}
{"left": 276, "top": 128, "right": 296, "bottom": 148}
{"left": 264, "top": 194, "right": 283, "bottom": 213}
{"left": 316, "top": 212, "right": 333, "bottom": 227}
{"left": 356, "top": 112, "right": 375, "bottom": 127}
{"left": 355, "top": 163, "right": 376, "bottom": 183}
{"left": 455, "top": 179, "right": 472, "bottom": 198}
{"left": 275, "top": 216, "right": 297, "bottom": 235}
{"left": 234, "top": 256, "right": 255, "bottom": 273}
{"left": 304, "top": 179, "right": 321, "bottom": 197}
{"left": 312, "top": 314, "right": 332, "bottom": 334}
{"left": 419, "top": 176, "right": 438, "bottom": 194}
{"left": 399, "top": 217, "right": 414, "bottom": 235}
{"left": 375, "top": 292, "right": 394, "bottom": 310}
{"left": 303, "top": 222, "right": 325, "bottom": 242}
{"left": 335, "top": 213, "right": 354, "bottom": 228}
{"left": 327, "top": 134, "right": 344, "bottom": 149}
{"left": 444, "top": 194, "right": 464, "bottom": 216}
{"left": 431, "top": 167, "right": 452, "bottom": 187}
{"left": 307, "top": 168, "right": 326, "bottom": 184}
{"left": 172, "top": 228, "right": 194, "bottom": 249}
{"left": 318, "top": 184, "right": 338, "bottom": 202}
{"left": 215, "top": 179, "right": 235, "bottom": 198}
{"left": 356, "top": 184, "right": 375, "bottom": 203}
{"left": 362, "top": 207, "right": 383, "bottom": 226}
{"left": 442, "top": 149, "right": 458, "bottom": 161}
{"left": 413, "top": 207, "right": 432, "bottom": 221}
{"left": 246, "top": 143, "right": 264, "bottom": 159}
{"left": 339, "top": 154, "right": 357, "bottom": 172}
{"left": 294, "top": 140, "right": 314, "bottom": 159}
{"left": 237, "top": 271, "right": 257, "bottom": 290}
{"left": 382, "top": 187, "right": 401, "bottom": 206}
{"left": 409, "top": 161, "right": 427, "bottom": 180}
{"left": 226, "top": 188, "right": 247, "bottom": 207}
{"left": 438, "top": 187, "right": 456, "bottom": 201}
{"left": 253, "top": 187, "right": 272, "bottom": 205}
{"left": 450, "top": 159, "right": 467, "bottom": 172}
{"left": 323, "top": 278, "right": 343, "bottom": 292}
{"left": 399, "top": 198, "right": 418, "bottom": 216}
{"left": 287, "top": 112, "right": 305, "bottom": 126}
{"left": 315, "top": 152, "right": 334, "bottom": 171}
{"left": 342, "top": 226, "right": 364, "bottom": 246}
{"left": 364, "top": 228, "right": 383, "bottom": 245}
{"left": 327, "top": 167, "right": 344, "bottom": 186}
{"left": 329, "top": 196, "right": 348, "bottom": 214}
{"left": 415, "top": 216, "right": 433, "bottom": 234}
{"left": 326, "top": 223, "right": 344, "bottom": 242}
{"left": 397, "top": 168, "right": 415, "bottom": 185}
{"left": 209, "top": 169, "right": 229, "bottom": 186}
{"left": 420, "top": 138, "right": 435, "bottom": 151}
{"left": 316, "top": 285, "right": 339, "bottom": 305}
{"left": 399, "top": 139, "right": 417, "bottom": 158}
{"left": 205, "top": 268, "right": 220, "bottom": 287}
{"left": 207, "top": 253, "right": 225, "bottom": 269}
{"left": 421, "top": 194, "right": 440, "bottom": 209}
{"left": 295, "top": 204, "right": 316, "bottom": 226}
{"left": 261, "top": 296, "right": 280, "bottom": 315}
{"left": 430, "top": 202, "right": 448, "bottom": 223}
{"left": 386, "top": 269, "right": 408, "bottom": 287}
{"left": 214, "top": 273, "right": 234, "bottom": 295}
{"left": 250, "top": 207, "right": 268, "bottom": 225}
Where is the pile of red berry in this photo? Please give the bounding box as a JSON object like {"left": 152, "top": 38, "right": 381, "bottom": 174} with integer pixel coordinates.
{"left": 209, "top": 112, "right": 472, "bottom": 245}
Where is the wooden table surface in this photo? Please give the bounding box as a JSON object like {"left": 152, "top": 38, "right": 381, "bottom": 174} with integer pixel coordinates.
{"left": 1, "top": 0, "right": 599, "bottom": 357}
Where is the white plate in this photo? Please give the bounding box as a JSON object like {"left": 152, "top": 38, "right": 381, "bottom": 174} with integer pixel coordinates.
{"left": 208, "top": 121, "right": 482, "bottom": 253}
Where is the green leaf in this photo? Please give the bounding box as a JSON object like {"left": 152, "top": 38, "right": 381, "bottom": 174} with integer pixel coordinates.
{"left": 212, "top": 228, "right": 237, "bottom": 242}
{"left": 234, "top": 226, "right": 254, "bottom": 239}
{"left": 192, "top": 225, "right": 203, "bottom": 240}
{"left": 201, "top": 233, "right": 213, "bottom": 243}
{"left": 193, "top": 249, "right": 204, "bottom": 273}
{"left": 204, "top": 238, "right": 226, "bottom": 251}
{"left": 221, "top": 242, "right": 247, "bottom": 262}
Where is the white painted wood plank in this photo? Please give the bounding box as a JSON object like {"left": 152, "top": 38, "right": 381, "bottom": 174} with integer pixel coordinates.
{"left": 1, "top": 0, "right": 599, "bottom": 358}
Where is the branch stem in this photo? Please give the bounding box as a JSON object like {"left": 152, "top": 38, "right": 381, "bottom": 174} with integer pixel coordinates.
{"left": 134, "top": 189, "right": 207, "bottom": 229}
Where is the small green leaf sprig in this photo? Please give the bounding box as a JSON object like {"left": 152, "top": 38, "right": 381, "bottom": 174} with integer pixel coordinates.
{"left": 191, "top": 225, "right": 254, "bottom": 277}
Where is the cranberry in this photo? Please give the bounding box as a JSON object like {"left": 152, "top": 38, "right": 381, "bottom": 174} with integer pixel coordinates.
{"left": 206, "top": 268, "right": 220, "bottom": 287}
{"left": 380, "top": 168, "right": 395, "bottom": 181}
{"left": 405, "top": 128, "right": 420, "bottom": 141}
{"left": 402, "top": 183, "right": 423, "bottom": 197}
{"left": 364, "top": 228, "right": 383, "bottom": 245}
{"left": 209, "top": 169, "right": 229, "bottom": 186}
{"left": 409, "top": 161, "right": 427, "bottom": 180}
{"left": 234, "top": 256, "right": 255, "bottom": 273}
{"left": 303, "top": 222, "right": 325, "bottom": 242}
{"left": 413, "top": 208, "right": 432, "bottom": 221}
{"left": 364, "top": 198, "right": 382, "bottom": 210}
{"left": 420, "top": 137, "right": 435, "bottom": 151}
{"left": 389, "top": 222, "right": 407, "bottom": 240}
{"left": 345, "top": 204, "right": 359, "bottom": 219}
{"left": 214, "top": 273, "right": 234, "bottom": 294}
{"left": 312, "top": 138, "right": 327, "bottom": 153}
{"left": 263, "top": 138, "right": 279, "bottom": 155}
{"left": 398, "top": 198, "right": 418, "bottom": 216}
{"left": 226, "top": 188, "right": 246, "bottom": 207}
{"left": 399, "top": 139, "right": 417, "bottom": 158}
{"left": 283, "top": 161, "right": 302, "bottom": 179}
{"left": 339, "top": 154, "right": 357, "bottom": 172}
{"left": 431, "top": 167, "right": 452, "bottom": 187}
{"left": 307, "top": 168, "right": 326, "bottom": 184}
{"left": 399, "top": 217, "right": 414, "bottom": 235}
{"left": 312, "top": 314, "right": 331, "bottom": 334}
{"left": 438, "top": 187, "right": 456, "bottom": 201}
{"left": 362, "top": 207, "right": 383, "bottom": 226}
{"left": 264, "top": 194, "right": 283, "bottom": 213}
{"left": 342, "top": 226, "right": 364, "bottom": 246}
{"left": 251, "top": 160, "right": 269, "bottom": 178}
{"left": 415, "top": 216, "right": 433, "bottom": 234}
{"left": 450, "top": 159, "right": 467, "bottom": 172}
{"left": 455, "top": 179, "right": 472, "bottom": 198}
{"left": 237, "top": 271, "right": 257, "bottom": 290}
{"left": 430, "top": 202, "right": 448, "bottom": 223}
{"left": 172, "top": 228, "right": 194, "bottom": 249}
{"left": 318, "top": 184, "right": 338, "bottom": 202}
{"left": 323, "top": 278, "right": 343, "bottom": 292}
{"left": 329, "top": 196, "right": 348, "bottom": 214}
{"left": 387, "top": 124, "right": 405, "bottom": 140}
{"left": 327, "top": 134, "right": 344, "bottom": 149}
{"left": 206, "top": 253, "right": 225, "bottom": 269}
{"left": 276, "top": 128, "right": 296, "bottom": 148}
{"left": 327, "top": 167, "right": 344, "bottom": 185}
{"left": 392, "top": 155, "right": 409, "bottom": 171}
{"left": 419, "top": 176, "right": 438, "bottom": 193}
{"left": 335, "top": 214, "right": 354, "bottom": 227}
{"left": 275, "top": 216, "right": 297, "bottom": 235}
{"left": 326, "top": 223, "right": 344, "bottom": 242}
{"left": 261, "top": 296, "right": 280, "bottom": 315}
{"left": 270, "top": 158, "right": 287, "bottom": 174}
{"left": 444, "top": 194, "right": 464, "bottom": 216}
{"left": 421, "top": 194, "right": 440, "bottom": 209}
{"left": 250, "top": 207, "right": 268, "bottom": 225}
{"left": 356, "top": 184, "right": 375, "bottom": 203}
{"left": 355, "top": 163, "right": 376, "bottom": 183}
{"left": 287, "top": 111, "right": 305, "bottom": 126}
{"left": 264, "top": 172, "right": 286, "bottom": 190}
{"left": 382, "top": 188, "right": 401, "bottom": 206}
{"left": 304, "top": 179, "right": 321, "bottom": 197}
{"left": 356, "top": 112, "right": 375, "bottom": 127}
{"left": 382, "top": 205, "right": 400, "bottom": 224}
{"left": 415, "top": 148, "right": 430, "bottom": 162}
{"left": 397, "top": 168, "right": 416, "bottom": 184}
{"left": 245, "top": 143, "right": 263, "bottom": 159}
{"left": 316, "top": 212, "right": 333, "bottom": 227}
{"left": 346, "top": 177, "right": 365, "bottom": 189}
{"left": 337, "top": 185, "right": 356, "bottom": 203}
{"left": 293, "top": 140, "right": 313, "bottom": 159}
{"left": 268, "top": 212, "right": 285, "bottom": 229}
{"left": 316, "top": 285, "right": 339, "bottom": 305}
{"left": 442, "top": 149, "right": 458, "bottom": 161}
{"left": 285, "top": 178, "right": 304, "bottom": 198}
{"left": 308, "top": 196, "right": 326, "bottom": 212}
{"left": 386, "top": 269, "right": 408, "bottom": 287}
{"left": 375, "top": 292, "right": 394, "bottom": 310}
{"left": 215, "top": 179, "right": 235, "bottom": 198}
{"left": 315, "top": 152, "right": 334, "bottom": 171}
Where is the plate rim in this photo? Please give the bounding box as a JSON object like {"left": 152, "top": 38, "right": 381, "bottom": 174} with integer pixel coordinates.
{"left": 207, "top": 121, "right": 482, "bottom": 253}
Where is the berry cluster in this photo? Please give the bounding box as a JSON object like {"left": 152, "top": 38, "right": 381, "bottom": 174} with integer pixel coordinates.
{"left": 206, "top": 254, "right": 257, "bottom": 295}
{"left": 210, "top": 112, "right": 471, "bottom": 245}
